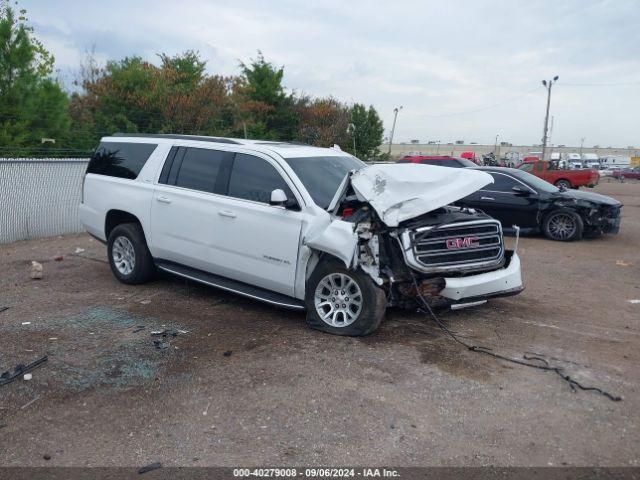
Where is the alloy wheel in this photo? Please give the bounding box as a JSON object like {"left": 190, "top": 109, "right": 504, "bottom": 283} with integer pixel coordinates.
{"left": 314, "top": 273, "right": 363, "bottom": 328}
{"left": 112, "top": 236, "right": 136, "bottom": 275}
{"left": 547, "top": 213, "right": 577, "bottom": 240}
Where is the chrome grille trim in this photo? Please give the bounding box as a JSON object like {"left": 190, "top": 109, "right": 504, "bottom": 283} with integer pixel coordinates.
{"left": 400, "top": 219, "right": 505, "bottom": 274}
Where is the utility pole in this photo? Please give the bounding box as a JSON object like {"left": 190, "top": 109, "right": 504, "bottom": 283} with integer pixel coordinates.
{"left": 579, "top": 137, "right": 586, "bottom": 166}
{"left": 387, "top": 106, "right": 403, "bottom": 155}
{"left": 541, "top": 76, "right": 559, "bottom": 161}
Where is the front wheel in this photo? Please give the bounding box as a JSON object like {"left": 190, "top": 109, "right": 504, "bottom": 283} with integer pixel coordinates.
{"left": 305, "top": 259, "right": 387, "bottom": 336}
{"left": 543, "top": 208, "right": 584, "bottom": 242}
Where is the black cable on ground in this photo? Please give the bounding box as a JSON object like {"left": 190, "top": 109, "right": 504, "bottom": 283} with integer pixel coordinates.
{"left": 410, "top": 273, "right": 622, "bottom": 402}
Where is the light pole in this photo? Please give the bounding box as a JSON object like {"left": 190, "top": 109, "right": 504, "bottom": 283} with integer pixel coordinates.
{"left": 494, "top": 134, "right": 499, "bottom": 160}
{"left": 347, "top": 123, "right": 356, "bottom": 158}
{"left": 541, "top": 76, "right": 559, "bottom": 161}
{"left": 387, "top": 106, "right": 403, "bottom": 155}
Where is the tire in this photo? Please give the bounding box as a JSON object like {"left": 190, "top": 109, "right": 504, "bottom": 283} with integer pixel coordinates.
{"left": 543, "top": 208, "right": 584, "bottom": 242}
{"left": 554, "top": 179, "right": 572, "bottom": 190}
{"left": 305, "top": 259, "right": 387, "bottom": 336}
{"left": 107, "top": 223, "right": 155, "bottom": 284}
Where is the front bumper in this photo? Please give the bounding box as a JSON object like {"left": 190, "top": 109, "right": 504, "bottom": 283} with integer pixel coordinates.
{"left": 439, "top": 251, "right": 524, "bottom": 306}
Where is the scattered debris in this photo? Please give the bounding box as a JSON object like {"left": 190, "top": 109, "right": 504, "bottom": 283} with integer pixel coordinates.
{"left": 30, "top": 261, "right": 43, "bottom": 280}
{"left": 49, "top": 337, "right": 58, "bottom": 341}
{"left": 132, "top": 325, "right": 146, "bottom": 333}
{"left": 139, "top": 300, "right": 151, "bottom": 305}
{"left": 0, "top": 356, "right": 48, "bottom": 387}
{"left": 150, "top": 329, "right": 186, "bottom": 337}
{"left": 223, "top": 350, "right": 233, "bottom": 357}
{"left": 629, "top": 299, "right": 640, "bottom": 304}
{"left": 0, "top": 422, "right": 7, "bottom": 429}
{"left": 43, "top": 454, "right": 51, "bottom": 461}
{"left": 20, "top": 396, "right": 40, "bottom": 410}
{"left": 203, "top": 402, "right": 211, "bottom": 416}
{"left": 74, "top": 247, "right": 85, "bottom": 254}
{"left": 0, "top": 306, "right": 9, "bottom": 314}
{"left": 54, "top": 255, "right": 64, "bottom": 262}
{"left": 138, "top": 462, "right": 162, "bottom": 474}
{"left": 21, "top": 322, "right": 31, "bottom": 326}
{"left": 23, "top": 373, "right": 32, "bottom": 381}
{"left": 153, "top": 340, "right": 169, "bottom": 350}
{"left": 616, "top": 260, "right": 630, "bottom": 267}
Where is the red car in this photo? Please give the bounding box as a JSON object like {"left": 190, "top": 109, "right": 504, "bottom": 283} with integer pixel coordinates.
{"left": 398, "top": 155, "right": 478, "bottom": 168}
{"left": 612, "top": 167, "right": 640, "bottom": 181}
{"left": 518, "top": 159, "right": 599, "bottom": 189}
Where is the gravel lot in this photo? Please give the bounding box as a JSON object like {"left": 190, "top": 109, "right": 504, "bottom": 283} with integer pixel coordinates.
{"left": 1, "top": 183, "right": 639, "bottom": 467}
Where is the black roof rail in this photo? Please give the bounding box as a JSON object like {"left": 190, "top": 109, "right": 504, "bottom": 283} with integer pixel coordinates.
{"left": 112, "top": 133, "right": 241, "bottom": 145}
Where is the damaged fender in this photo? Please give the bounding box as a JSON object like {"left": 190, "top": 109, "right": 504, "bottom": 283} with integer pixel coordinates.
{"left": 305, "top": 219, "right": 358, "bottom": 268}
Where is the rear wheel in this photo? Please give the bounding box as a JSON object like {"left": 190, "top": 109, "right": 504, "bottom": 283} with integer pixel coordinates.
{"left": 554, "top": 179, "right": 572, "bottom": 189}
{"left": 305, "top": 259, "right": 386, "bottom": 336}
{"left": 543, "top": 209, "right": 583, "bottom": 242}
{"left": 107, "top": 223, "right": 155, "bottom": 284}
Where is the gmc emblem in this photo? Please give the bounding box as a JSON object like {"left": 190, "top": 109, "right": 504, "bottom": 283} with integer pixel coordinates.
{"left": 446, "top": 237, "right": 480, "bottom": 249}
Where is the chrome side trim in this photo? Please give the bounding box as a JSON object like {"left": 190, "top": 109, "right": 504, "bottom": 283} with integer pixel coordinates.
{"left": 157, "top": 265, "right": 306, "bottom": 310}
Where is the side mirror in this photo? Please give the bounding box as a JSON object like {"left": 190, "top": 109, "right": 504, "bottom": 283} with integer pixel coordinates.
{"left": 512, "top": 186, "right": 531, "bottom": 196}
{"left": 270, "top": 189, "right": 288, "bottom": 206}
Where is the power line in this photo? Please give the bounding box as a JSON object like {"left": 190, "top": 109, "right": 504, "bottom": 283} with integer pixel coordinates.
{"left": 561, "top": 80, "right": 640, "bottom": 87}
{"left": 414, "top": 87, "right": 541, "bottom": 118}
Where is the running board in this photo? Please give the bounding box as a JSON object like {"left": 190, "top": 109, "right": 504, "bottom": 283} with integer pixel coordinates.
{"left": 155, "top": 260, "right": 306, "bottom": 310}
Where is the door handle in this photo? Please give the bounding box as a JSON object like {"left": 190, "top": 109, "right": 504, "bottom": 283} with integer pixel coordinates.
{"left": 480, "top": 196, "right": 495, "bottom": 201}
{"left": 156, "top": 196, "right": 172, "bottom": 204}
{"left": 219, "top": 210, "right": 237, "bottom": 218}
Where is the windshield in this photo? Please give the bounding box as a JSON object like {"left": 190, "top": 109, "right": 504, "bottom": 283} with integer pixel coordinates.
{"left": 458, "top": 158, "right": 478, "bottom": 167}
{"left": 511, "top": 170, "right": 559, "bottom": 193}
{"left": 284, "top": 155, "right": 366, "bottom": 209}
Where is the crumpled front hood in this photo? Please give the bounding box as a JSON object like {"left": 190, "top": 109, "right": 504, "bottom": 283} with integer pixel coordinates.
{"left": 350, "top": 163, "right": 494, "bottom": 227}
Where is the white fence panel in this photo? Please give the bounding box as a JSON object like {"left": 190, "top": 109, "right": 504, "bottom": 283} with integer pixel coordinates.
{"left": 0, "top": 158, "right": 90, "bottom": 244}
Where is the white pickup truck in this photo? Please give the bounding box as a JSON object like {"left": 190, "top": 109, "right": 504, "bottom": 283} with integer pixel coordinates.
{"left": 80, "top": 134, "right": 523, "bottom": 336}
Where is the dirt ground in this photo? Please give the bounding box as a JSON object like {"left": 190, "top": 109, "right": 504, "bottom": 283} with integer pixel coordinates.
{"left": 1, "top": 183, "right": 639, "bottom": 467}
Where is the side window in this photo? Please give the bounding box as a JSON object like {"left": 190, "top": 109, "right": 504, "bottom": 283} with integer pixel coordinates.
{"left": 420, "top": 159, "right": 440, "bottom": 166}
{"left": 486, "top": 173, "right": 518, "bottom": 193}
{"left": 519, "top": 163, "right": 533, "bottom": 172}
{"left": 87, "top": 142, "right": 157, "bottom": 179}
{"left": 174, "top": 148, "right": 232, "bottom": 193}
{"left": 535, "top": 162, "right": 544, "bottom": 172}
{"left": 227, "top": 153, "right": 293, "bottom": 204}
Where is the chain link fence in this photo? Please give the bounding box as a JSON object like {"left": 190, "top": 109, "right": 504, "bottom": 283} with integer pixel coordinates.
{"left": 0, "top": 158, "right": 90, "bottom": 244}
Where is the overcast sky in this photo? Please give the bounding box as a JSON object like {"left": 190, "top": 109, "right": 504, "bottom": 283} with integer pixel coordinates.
{"left": 21, "top": 0, "right": 640, "bottom": 147}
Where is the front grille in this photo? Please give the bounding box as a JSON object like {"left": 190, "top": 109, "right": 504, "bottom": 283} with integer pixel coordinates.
{"left": 408, "top": 220, "right": 504, "bottom": 272}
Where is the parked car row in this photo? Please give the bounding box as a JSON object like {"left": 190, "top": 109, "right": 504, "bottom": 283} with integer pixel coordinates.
{"left": 398, "top": 154, "right": 621, "bottom": 242}
{"left": 78, "top": 137, "right": 623, "bottom": 337}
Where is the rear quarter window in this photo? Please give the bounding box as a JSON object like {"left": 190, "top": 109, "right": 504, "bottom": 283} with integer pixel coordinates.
{"left": 87, "top": 142, "right": 157, "bottom": 179}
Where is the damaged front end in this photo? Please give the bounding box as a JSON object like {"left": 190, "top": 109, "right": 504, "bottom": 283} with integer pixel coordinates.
{"left": 305, "top": 163, "right": 524, "bottom": 310}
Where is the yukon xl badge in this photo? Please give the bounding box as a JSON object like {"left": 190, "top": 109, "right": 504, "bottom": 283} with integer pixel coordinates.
{"left": 263, "top": 255, "right": 292, "bottom": 265}
{"left": 446, "top": 237, "right": 479, "bottom": 249}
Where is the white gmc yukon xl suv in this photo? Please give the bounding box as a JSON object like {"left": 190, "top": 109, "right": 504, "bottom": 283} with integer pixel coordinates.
{"left": 80, "top": 134, "right": 524, "bottom": 336}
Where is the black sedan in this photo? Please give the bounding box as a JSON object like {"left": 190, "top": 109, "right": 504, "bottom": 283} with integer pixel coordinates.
{"left": 456, "top": 167, "right": 622, "bottom": 241}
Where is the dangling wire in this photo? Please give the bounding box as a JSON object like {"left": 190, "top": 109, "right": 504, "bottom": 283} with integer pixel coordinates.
{"left": 409, "top": 272, "right": 622, "bottom": 402}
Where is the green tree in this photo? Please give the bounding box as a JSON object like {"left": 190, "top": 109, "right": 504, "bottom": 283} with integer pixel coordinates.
{"left": 69, "top": 50, "right": 232, "bottom": 146}
{"left": 349, "top": 103, "right": 384, "bottom": 160}
{"left": 0, "top": 4, "right": 70, "bottom": 155}
{"left": 238, "top": 51, "right": 298, "bottom": 140}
